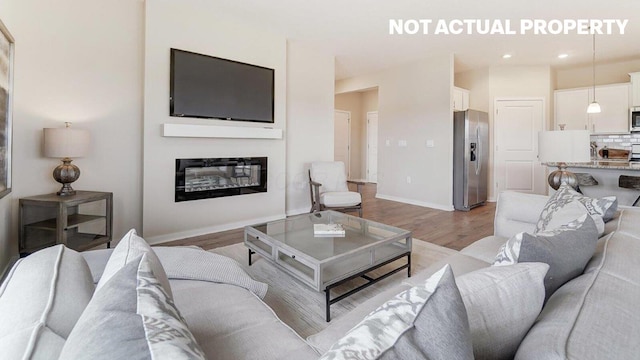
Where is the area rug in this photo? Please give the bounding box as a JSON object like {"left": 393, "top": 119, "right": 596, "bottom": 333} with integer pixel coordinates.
{"left": 210, "top": 239, "right": 457, "bottom": 338}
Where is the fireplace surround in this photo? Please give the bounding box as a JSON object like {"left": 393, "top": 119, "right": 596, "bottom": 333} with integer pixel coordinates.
{"left": 175, "top": 157, "right": 267, "bottom": 202}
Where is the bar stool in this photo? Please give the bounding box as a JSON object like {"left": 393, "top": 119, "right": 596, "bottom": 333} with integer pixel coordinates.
{"left": 575, "top": 173, "right": 598, "bottom": 195}
{"left": 619, "top": 175, "right": 640, "bottom": 206}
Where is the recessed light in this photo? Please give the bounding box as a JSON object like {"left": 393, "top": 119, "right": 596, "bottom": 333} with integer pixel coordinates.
{"left": 502, "top": 54, "right": 512, "bottom": 59}
{"left": 558, "top": 54, "right": 569, "bottom": 59}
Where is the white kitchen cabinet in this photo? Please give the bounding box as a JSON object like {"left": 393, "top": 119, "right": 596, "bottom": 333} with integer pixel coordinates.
{"left": 453, "top": 87, "right": 469, "bottom": 111}
{"left": 554, "top": 83, "right": 630, "bottom": 134}
{"left": 630, "top": 72, "right": 640, "bottom": 107}
{"left": 554, "top": 88, "right": 589, "bottom": 130}
{"left": 589, "top": 83, "right": 630, "bottom": 134}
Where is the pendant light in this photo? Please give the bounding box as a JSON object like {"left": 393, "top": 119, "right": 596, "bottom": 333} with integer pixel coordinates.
{"left": 587, "top": 31, "right": 601, "bottom": 114}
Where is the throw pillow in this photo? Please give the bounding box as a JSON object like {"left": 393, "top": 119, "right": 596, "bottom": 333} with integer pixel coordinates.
{"left": 319, "top": 265, "right": 474, "bottom": 360}
{"left": 59, "top": 254, "right": 205, "bottom": 360}
{"left": 494, "top": 214, "right": 598, "bottom": 299}
{"left": 456, "top": 263, "right": 549, "bottom": 360}
{"left": 96, "top": 228, "right": 173, "bottom": 299}
{"left": 535, "top": 183, "right": 616, "bottom": 235}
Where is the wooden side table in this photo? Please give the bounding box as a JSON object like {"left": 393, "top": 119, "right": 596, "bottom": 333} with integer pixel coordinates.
{"left": 19, "top": 191, "right": 113, "bottom": 255}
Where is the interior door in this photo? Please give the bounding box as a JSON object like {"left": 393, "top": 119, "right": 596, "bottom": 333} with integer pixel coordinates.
{"left": 366, "top": 111, "right": 378, "bottom": 183}
{"left": 334, "top": 110, "right": 351, "bottom": 178}
{"left": 494, "top": 99, "right": 546, "bottom": 195}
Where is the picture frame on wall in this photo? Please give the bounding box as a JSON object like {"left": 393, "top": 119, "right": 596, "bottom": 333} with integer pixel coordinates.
{"left": 0, "top": 19, "right": 13, "bottom": 199}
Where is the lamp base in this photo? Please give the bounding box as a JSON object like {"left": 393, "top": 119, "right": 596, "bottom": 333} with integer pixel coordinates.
{"left": 53, "top": 158, "right": 80, "bottom": 196}
{"left": 548, "top": 162, "right": 578, "bottom": 191}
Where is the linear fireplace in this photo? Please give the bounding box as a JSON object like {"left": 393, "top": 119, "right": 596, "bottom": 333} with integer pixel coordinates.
{"left": 175, "top": 157, "right": 267, "bottom": 202}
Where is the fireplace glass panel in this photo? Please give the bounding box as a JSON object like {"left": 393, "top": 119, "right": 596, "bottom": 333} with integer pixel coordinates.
{"left": 175, "top": 157, "right": 267, "bottom": 202}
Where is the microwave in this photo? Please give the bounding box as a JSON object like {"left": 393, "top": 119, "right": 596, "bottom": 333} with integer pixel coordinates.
{"left": 632, "top": 107, "right": 640, "bottom": 132}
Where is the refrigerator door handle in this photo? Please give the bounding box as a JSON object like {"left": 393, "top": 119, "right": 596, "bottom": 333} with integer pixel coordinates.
{"left": 476, "top": 127, "right": 482, "bottom": 176}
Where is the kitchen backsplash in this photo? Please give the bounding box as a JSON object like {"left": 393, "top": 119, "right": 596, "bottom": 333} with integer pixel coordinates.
{"left": 591, "top": 133, "right": 640, "bottom": 154}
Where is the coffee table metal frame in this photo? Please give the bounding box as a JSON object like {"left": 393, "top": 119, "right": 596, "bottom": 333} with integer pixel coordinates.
{"left": 244, "top": 210, "right": 412, "bottom": 322}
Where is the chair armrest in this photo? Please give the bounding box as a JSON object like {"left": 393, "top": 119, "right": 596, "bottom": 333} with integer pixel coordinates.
{"left": 347, "top": 180, "right": 365, "bottom": 194}
{"left": 310, "top": 180, "right": 322, "bottom": 187}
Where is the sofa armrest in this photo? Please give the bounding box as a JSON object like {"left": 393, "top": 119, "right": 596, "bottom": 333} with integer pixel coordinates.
{"left": 494, "top": 191, "right": 548, "bottom": 238}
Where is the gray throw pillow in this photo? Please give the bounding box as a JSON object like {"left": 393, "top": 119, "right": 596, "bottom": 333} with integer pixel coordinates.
{"left": 535, "top": 183, "right": 616, "bottom": 234}
{"left": 494, "top": 214, "right": 598, "bottom": 300}
{"left": 59, "top": 254, "right": 205, "bottom": 360}
{"left": 319, "top": 265, "right": 474, "bottom": 360}
{"left": 457, "top": 263, "right": 549, "bottom": 360}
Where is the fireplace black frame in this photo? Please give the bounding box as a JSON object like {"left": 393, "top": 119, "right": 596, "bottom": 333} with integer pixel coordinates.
{"left": 175, "top": 157, "right": 267, "bottom": 202}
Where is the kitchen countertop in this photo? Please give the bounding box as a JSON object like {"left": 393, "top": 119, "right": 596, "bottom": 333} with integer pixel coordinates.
{"left": 547, "top": 161, "right": 640, "bottom": 170}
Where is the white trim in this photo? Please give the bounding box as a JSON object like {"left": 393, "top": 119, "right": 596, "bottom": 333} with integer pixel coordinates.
{"left": 145, "top": 213, "right": 286, "bottom": 245}
{"left": 334, "top": 110, "right": 352, "bottom": 178}
{"left": 162, "top": 123, "right": 283, "bottom": 139}
{"left": 366, "top": 111, "right": 378, "bottom": 183}
{"left": 375, "top": 193, "right": 454, "bottom": 211}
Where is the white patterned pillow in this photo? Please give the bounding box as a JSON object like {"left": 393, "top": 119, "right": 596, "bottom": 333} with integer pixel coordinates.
{"left": 494, "top": 214, "right": 598, "bottom": 299}
{"left": 320, "top": 265, "right": 474, "bottom": 360}
{"left": 535, "top": 183, "right": 616, "bottom": 235}
{"left": 59, "top": 254, "right": 205, "bottom": 360}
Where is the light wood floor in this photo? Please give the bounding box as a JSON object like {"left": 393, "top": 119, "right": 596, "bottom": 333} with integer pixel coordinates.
{"left": 162, "top": 183, "right": 496, "bottom": 251}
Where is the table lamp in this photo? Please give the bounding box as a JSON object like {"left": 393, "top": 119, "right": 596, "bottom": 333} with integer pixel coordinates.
{"left": 538, "top": 130, "right": 590, "bottom": 190}
{"left": 43, "top": 122, "right": 90, "bottom": 196}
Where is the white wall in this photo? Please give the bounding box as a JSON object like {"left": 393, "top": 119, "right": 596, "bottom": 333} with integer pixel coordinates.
{"left": 143, "top": 0, "right": 288, "bottom": 242}
{"left": 555, "top": 58, "right": 640, "bottom": 89}
{"left": 455, "top": 68, "right": 490, "bottom": 112}
{"left": 285, "top": 41, "right": 334, "bottom": 216}
{"left": 0, "top": 0, "right": 144, "bottom": 267}
{"left": 336, "top": 55, "right": 455, "bottom": 210}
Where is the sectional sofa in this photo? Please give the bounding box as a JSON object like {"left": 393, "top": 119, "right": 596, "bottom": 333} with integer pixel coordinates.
{"left": 1, "top": 190, "right": 638, "bottom": 359}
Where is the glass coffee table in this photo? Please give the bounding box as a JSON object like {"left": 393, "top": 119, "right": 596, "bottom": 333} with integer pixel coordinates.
{"left": 244, "top": 210, "right": 412, "bottom": 321}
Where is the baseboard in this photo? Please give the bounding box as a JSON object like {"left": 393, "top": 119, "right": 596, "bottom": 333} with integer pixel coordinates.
{"left": 286, "top": 207, "right": 309, "bottom": 217}
{"left": 145, "top": 213, "right": 287, "bottom": 245}
{"left": 0, "top": 254, "right": 19, "bottom": 286}
{"left": 375, "top": 193, "right": 455, "bottom": 212}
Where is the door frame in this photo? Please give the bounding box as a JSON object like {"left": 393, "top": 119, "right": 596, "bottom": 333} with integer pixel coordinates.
{"left": 366, "top": 111, "right": 378, "bottom": 183}
{"left": 492, "top": 97, "right": 547, "bottom": 198}
{"left": 334, "top": 109, "right": 352, "bottom": 178}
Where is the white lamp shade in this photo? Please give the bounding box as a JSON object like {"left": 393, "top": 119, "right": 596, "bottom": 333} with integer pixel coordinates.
{"left": 538, "top": 130, "right": 590, "bottom": 163}
{"left": 43, "top": 127, "right": 90, "bottom": 158}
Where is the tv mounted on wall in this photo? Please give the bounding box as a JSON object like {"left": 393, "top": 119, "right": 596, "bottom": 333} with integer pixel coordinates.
{"left": 170, "top": 48, "right": 274, "bottom": 123}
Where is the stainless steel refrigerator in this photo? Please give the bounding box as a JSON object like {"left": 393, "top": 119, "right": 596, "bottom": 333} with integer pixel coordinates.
{"left": 453, "top": 110, "right": 489, "bottom": 211}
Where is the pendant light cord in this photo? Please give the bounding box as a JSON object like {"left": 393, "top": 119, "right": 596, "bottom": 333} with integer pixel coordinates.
{"left": 592, "top": 32, "right": 596, "bottom": 102}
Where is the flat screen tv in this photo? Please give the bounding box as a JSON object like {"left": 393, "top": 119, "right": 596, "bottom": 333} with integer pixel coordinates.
{"left": 170, "top": 48, "right": 274, "bottom": 123}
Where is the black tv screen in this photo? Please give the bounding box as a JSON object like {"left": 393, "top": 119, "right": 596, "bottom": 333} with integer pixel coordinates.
{"left": 170, "top": 49, "right": 274, "bottom": 123}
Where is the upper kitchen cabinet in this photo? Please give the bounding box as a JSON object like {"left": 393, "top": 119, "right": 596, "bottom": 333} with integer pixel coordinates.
{"left": 630, "top": 72, "right": 640, "bottom": 106}
{"left": 554, "top": 83, "right": 630, "bottom": 134}
{"left": 453, "top": 87, "right": 470, "bottom": 111}
{"left": 555, "top": 88, "right": 589, "bottom": 130}
{"left": 589, "top": 83, "right": 631, "bottom": 134}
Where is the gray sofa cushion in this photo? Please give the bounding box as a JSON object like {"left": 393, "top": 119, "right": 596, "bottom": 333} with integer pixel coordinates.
{"left": 457, "top": 263, "right": 548, "bottom": 360}
{"left": 319, "top": 265, "right": 473, "bottom": 360}
{"left": 171, "top": 280, "right": 319, "bottom": 360}
{"left": 516, "top": 208, "right": 640, "bottom": 360}
{"left": 59, "top": 254, "right": 205, "bottom": 360}
{"left": 494, "top": 191, "right": 548, "bottom": 238}
{"left": 0, "top": 245, "right": 94, "bottom": 360}
{"left": 494, "top": 214, "right": 598, "bottom": 299}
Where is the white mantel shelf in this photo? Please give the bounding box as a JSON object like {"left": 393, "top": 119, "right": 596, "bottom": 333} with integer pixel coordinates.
{"left": 162, "top": 123, "right": 283, "bottom": 139}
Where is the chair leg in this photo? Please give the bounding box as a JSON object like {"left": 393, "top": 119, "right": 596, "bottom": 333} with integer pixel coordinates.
{"left": 358, "top": 207, "right": 363, "bottom": 218}
{"left": 633, "top": 195, "right": 640, "bottom": 207}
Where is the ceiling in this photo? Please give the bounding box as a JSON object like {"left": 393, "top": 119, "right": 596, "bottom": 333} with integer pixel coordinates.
{"left": 213, "top": 0, "right": 640, "bottom": 79}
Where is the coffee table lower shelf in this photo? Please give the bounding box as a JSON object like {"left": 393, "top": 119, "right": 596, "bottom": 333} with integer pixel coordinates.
{"left": 248, "top": 250, "right": 411, "bottom": 322}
